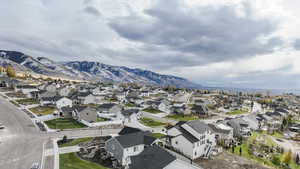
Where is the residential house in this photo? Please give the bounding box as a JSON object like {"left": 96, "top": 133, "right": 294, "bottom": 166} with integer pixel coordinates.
{"left": 208, "top": 123, "right": 234, "bottom": 146}
{"left": 14, "top": 85, "right": 38, "bottom": 97}
{"left": 129, "top": 145, "right": 200, "bottom": 169}
{"left": 144, "top": 100, "right": 161, "bottom": 109}
{"left": 57, "top": 86, "right": 72, "bottom": 97}
{"left": 117, "top": 109, "right": 141, "bottom": 123}
{"left": 125, "top": 96, "right": 143, "bottom": 106}
{"left": 242, "top": 114, "right": 259, "bottom": 131}
{"left": 44, "top": 83, "right": 58, "bottom": 92}
{"left": 56, "top": 97, "right": 72, "bottom": 109}
{"left": 60, "top": 106, "right": 75, "bottom": 118}
{"left": 72, "top": 106, "right": 98, "bottom": 123}
{"left": 190, "top": 104, "right": 209, "bottom": 117}
{"left": 71, "top": 92, "right": 97, "bottom": 105}
{"left": 39, "top": 96, "right": 63, "bottom": 106}
{"left": 170, "top": 104, "right": 187, "bottom": 115}
{"left": 31, "top": 90, "right": 56, "bottom": 99}
{"left": 91, "top": 87, "right": 103, "bottom": 95}
{"left": 0, "top": 77, "right": 10, "bottom": 87}
{"left": 226, "top": 118, "right": 251, "bottom": 137}
{"left": 140, "top": 90, "right": 150, "bottom": 97}
{"left": 167, "top": 120, "right": 216, "bottom": 159}
{"left": 144, "top": 100, "right": 170, "bottom": 113}
{"left": 98, "top": 103, "right": 122, "bottom": 115}
{"left": 105, "top": 131, "right": 157, "bottom": 166}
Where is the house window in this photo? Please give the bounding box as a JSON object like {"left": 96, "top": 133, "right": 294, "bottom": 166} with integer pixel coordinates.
{"left": 134, "top": 146, "right": 138, "bottom": 152}
{"left": 175, "top": 141, "right": 178, "bottom": 145}
{"left": 195, "top": 152, "right": 197, "bottom": 156}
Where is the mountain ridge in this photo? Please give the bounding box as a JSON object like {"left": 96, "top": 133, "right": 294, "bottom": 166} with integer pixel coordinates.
{"left": 0, "top": 50, "right": 201, "bottom": 88}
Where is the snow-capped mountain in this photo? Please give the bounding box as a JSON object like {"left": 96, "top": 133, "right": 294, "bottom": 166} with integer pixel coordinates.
{"left": 64, "top": 61, "right": 199, "bottom": 88}
{"left": 0, "top": 50, "right": 200, "bottom": 88}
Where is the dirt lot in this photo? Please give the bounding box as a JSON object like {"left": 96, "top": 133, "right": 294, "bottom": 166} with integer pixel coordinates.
{"left": 195, "top": 152, "right": 272, "bottom": 169}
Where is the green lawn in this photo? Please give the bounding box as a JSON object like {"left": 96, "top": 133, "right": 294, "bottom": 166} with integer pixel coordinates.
{"left": 125, "top": 103, "right": 135, "bottom": 107}
{"left": 96, "top": 117, "right": 110, "bottom": 122}
{"left": 45, "top": 118, "right": 87, "bottom": 129}
{"left": 143, "top": 108, "right": 163, "bottom": 114}
{"left": 15, "top": 98, "right": 39, "bottom": 105}
{"left": 227, "top": 109, "right": 248, "bottom": 115}
{"left": 231, "top": 132, "right": 300, "bottom": 169}
{"left": 29, "top": 106, "right": 56, "bottom": 116}
{"left": 6, "top": 92, "right": 26, "bottom": 98}
{"left": 232, "top": 133, "right": 277, "bottom": 167}
{"left": 166, "top": 114, "right": 199, "bottom": 121}
{"left": 151, "top": 133, "right": 166, "bottom": 139}
{"left": 206, "top": 104, "right": 216, "bottom": 110}
{"left": 140, "top": 118, "right": 165, "bottom": 127}
{"left": 60, "top": 153, "right": 107, "bottom": 169}
{"left": 258, "top": 130, "right": 284, "bottom": 139}
{"left": 59, "top": 137, "right": 93, "bottom": 148}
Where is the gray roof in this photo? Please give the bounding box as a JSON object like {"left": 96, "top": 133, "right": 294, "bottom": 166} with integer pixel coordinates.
{"left": 191, "top": 105, "right": 208, "bottom": 114}
{"left": 129, "top": 145, "right": 176, "bottom": 169}
{"left": 41, "top": 96, "right": 63, "bottom": 102}
{"left": 208, "top": 124, "right": 231, "bottom": 134}
{"left": 115, "top": 131, "right": 156, "bottom": 148}
{"left": 73, "top": 105, "right": 94, "bottom": 113}
{"left": 118, "top": 126, "right": 142, "bottom": 135}
{"left": 16, "top": 85, "right": 37, "bottom": 89}
{"left": 121, "top": 109, "right": 139, "bottom": 116}
{"left": 98, "top": 103, "right": 116, "bottom": 109}
{"left": 77, "top": 92, "right": 93, "bottom": 97}
{"left": 176, "top": 125, "right": 199, "bottom": 143}
{"left": 275, "top": 108, "right": 289, "bottom": 114}
{"left": 185, "top": 120, "right": 212, "bottom": 134}
{"left": 61, "top": 106, "right": 76, "bottom": 113}
{"left": 145, "top": 100, "right": 161, "bottom": 106}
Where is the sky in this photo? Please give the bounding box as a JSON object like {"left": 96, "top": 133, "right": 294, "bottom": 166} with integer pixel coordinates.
{"left": 1, "top": 0, "right": 300, "bottom": 89}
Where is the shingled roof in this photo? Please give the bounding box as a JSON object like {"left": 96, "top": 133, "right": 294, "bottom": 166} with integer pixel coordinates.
{"left": 114, "top": 131, "right": 156, "bottom": 148}
{"left": 129, "top": 145, "right": 176, "bottom": 169}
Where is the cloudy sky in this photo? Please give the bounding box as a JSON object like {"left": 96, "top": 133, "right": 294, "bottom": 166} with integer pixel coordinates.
{"left": 1, "top": 0, "right": 300, "bottom": 89}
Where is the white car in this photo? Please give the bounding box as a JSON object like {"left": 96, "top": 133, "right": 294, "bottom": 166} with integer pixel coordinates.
{"left": 30, "top": 163, "right": 40, "bottom": 169}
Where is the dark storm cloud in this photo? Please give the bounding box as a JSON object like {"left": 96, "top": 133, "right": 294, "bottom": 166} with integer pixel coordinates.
{"left": 109, "top": 0, "right": 282, "bottom": 65}
{"left": 83, "top": 6, "right": 101, "bottom": 16}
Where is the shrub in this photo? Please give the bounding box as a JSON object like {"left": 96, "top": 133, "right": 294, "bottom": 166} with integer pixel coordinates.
{"left": 282, "top": 150, "right": 292, "bottom": 164}
{"left": 271, "top": 155, "right": 281, "bottom": 166}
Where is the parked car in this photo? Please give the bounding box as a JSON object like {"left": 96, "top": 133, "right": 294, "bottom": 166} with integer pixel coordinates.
{"left": 30, "top": 163, "right": 39, "bottom": 169}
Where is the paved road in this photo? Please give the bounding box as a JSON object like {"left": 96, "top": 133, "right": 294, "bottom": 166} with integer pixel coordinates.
{"left": 0, "top": 97, "right": 45, "bottom": 169}
{"left": 0, "top": 95, "right": 122, "bottom": 169}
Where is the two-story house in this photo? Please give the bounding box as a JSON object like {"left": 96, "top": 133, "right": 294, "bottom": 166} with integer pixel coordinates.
{"left": 167, "top": 120, "right": 216, "bottom": 159}
{"left": 129, "top": 145, "right": 200, "bottom": 169}
{"left": 72, "top": 106, "right": 98, "bottom": 123}
{"left": 105, "top": 131, "right": 157, "bottom": 166}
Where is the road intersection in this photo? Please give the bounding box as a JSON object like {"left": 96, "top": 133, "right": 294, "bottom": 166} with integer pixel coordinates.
{"left": 0, "top": 96, "right": 120, "bottom": 169}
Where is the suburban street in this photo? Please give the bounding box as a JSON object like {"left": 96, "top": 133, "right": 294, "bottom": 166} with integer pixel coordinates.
{"left": 0, "top": 97, "right": 45, "bottom": 169}
{"left": 0, "top": 95, "right": 122, "bottom": 169}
